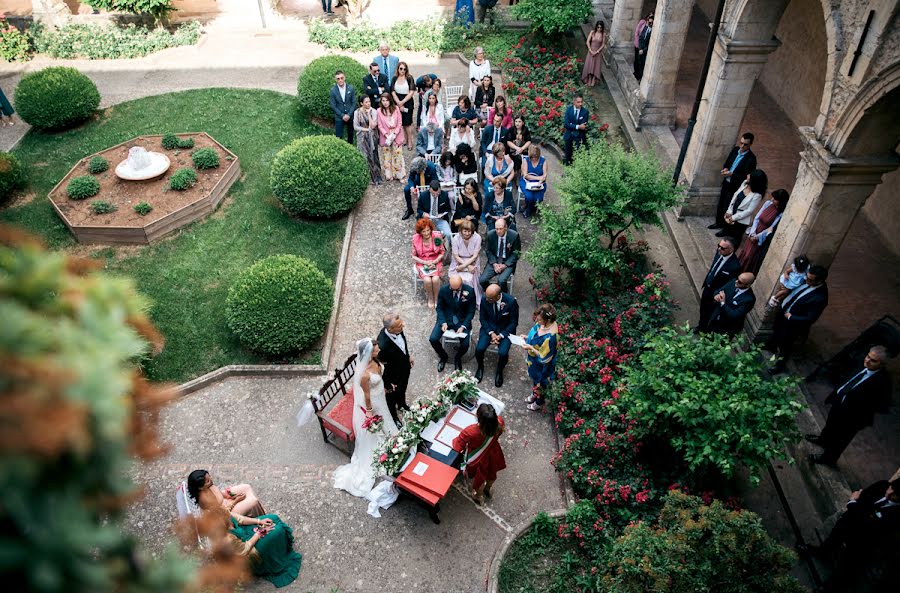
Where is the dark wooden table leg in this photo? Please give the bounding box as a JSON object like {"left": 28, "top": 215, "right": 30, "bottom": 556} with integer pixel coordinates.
{"left": 429, "top": 503, "right": 441, "bottom": 524}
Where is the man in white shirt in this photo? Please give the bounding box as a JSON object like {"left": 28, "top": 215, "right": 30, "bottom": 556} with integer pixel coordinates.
{"left": 377, "top": 312, "right": 414, "bottom": 424}
{"left": 328, "top": 70, "right": 356, "bottom": 143}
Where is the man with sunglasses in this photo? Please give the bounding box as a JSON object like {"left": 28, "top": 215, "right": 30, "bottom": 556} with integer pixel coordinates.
{"left": 329, "top": 70, "right": 356, "bottom": 144}
{"left": 363, "top": 63, "right": 388, "bottom": 105}
{"left": 710, "top": 132, "right": 757, "bottom": 230}
{"left": 697, "top": 237, "right": 742, "bottom": 331}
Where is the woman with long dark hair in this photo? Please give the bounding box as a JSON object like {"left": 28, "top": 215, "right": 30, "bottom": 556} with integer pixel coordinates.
{"left": 390, "top": 61, "right": 417, "bottom": 149}
{"left": 581, "top": 21, "right": 606, "bottom": 87}
{"left": 187, "top": 469, "right": 265, "bottom": 517}
{"left": 737, "top": 188, "right": 789, "bottom": 273}
{"left": 718, "top": 168, "right": 767, "bottom": 244}
{"left": 452, "top": 403, "right": 506, "bottom": 505}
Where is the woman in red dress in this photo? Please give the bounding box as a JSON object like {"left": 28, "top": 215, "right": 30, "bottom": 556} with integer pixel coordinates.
{"left": 452, "top": 403, "right": 506, "bottom": 505}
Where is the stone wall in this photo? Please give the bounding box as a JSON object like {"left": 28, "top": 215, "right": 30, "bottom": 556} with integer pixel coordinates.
{"left": 862, "top": 164, "right": 900, "bottom": 255}
{"left": 758, "top": 0, "right": 828, "bottom": 127}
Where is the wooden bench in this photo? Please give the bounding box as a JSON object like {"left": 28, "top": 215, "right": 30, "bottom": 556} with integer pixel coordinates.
{"left": 313, "top": 353, "right": 358, "bottom": 455}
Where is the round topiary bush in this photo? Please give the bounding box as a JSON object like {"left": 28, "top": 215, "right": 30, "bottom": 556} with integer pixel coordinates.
{"left": 88, "top": 156, "right": 109, "bottom": 174}
{"left": 169, "top": 168, "right": 197, "bottom": 191}
{"left": 14, "top": 67, "right": 100, "bottom": 130}
{"left": 67, "top": 175, "right": 101, "bottom": 200}
{"left": 0, "top": 152, "right": 25, "bottom": 204}
{"left": 270, "top": 136, "right": 368, "bottom": 218}
{"left": 192, "top": 147, "right": 219, "bottom": 170}
{"left": 226, "top": 254, "right": 334, "bottom": 356}
{"left": 297, "top": 55, "right": 367, "bottom": 120}
{"left": 161, "top": 134, "right": 179, "bottom": 150}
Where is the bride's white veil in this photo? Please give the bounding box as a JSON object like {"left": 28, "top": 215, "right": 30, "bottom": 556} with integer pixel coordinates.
{"left": 353, "top": 338, "right": 374, "bottom": 391}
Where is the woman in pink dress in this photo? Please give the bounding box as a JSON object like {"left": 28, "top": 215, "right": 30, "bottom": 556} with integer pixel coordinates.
{"left": 581, "top": 21, "right": 606, "bottom": 86}
{"left": 412, "top": 218, "right": 446, "bottom": 308}
{"left": 377, "top": 94, "right": 406, "bottom": 181}
{"left": 449, "top": 220, "right": 483, "bottom": 305}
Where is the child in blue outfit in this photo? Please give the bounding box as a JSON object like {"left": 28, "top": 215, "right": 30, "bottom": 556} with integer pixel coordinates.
{"left": 768, "top": 254, "right": 810, "bottom": 307}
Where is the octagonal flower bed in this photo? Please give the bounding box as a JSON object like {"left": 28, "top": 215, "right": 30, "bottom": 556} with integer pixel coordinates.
{"left": 48, "top": 133, "right": 239, "bottom": 244}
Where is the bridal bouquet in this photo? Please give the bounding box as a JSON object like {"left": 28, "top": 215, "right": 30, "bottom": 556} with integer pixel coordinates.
{"left": 436, "top": 369, "right": 479, "bottom": 406}
{"left": 360, "top": 409, "right": 384, "bottom": 434}
{"left": 372, "top": 431, "right": 418, "bottom": 477}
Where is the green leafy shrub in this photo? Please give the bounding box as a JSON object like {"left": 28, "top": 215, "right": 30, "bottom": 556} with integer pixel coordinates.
{"left": 81, "top": 0, "right": 175, "bottom": 25}
{"left": 88, "top": 156, "right": 109, "bottom": 174}
{"left": 133, "top": 201, "right": 153, "bottom": 216}
{"left": 177, "top": 136, "right": 194, "bottom": 149}
{"left": 297, "top": 55, "right": 367, "bottom": 120}
{"left": 191, "top": 147, "right": 219, "bottom": 169}
{"left": 30, "top": 21, "right": 200, "bottom": 60}
{"left": 14, "top": 67, "right": 100, "bottom": 130}
{"left": 619, "top": 326, "right": 804, "bottom": 484}
{"left": 601, "top": 491, "right": 805, "bottom": 593}
{"left": 67, "top": 175, "right": 101, "bottom": 200}
{"left": 270, "top": 136, "right": 368, "bottom": 218}
{"left": 90, "top": 200, "right": 117, "bottom": 214}
{"left": 511, "top": 0, "right": 593, "bottom": 36}
{"left": 0, "top": 18, "right": 31, "bottom": 62}
{"left": 168, "top": 167, "right": 197, "bottom": 191}
{"left": 0, "top": 152, "right": 25, "bottom": 203}
{"left": 226, "top": 254, "right": 333, "bottom": 356}
{"left": 161, "top": 134, "right": 179, "bottom": 150}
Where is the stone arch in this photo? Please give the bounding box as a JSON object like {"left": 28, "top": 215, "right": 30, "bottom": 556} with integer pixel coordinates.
{"left": 827, "top": 62, "right": 900, "bottom": 158}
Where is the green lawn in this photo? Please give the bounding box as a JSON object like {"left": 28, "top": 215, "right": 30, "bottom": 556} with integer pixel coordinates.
{"left": 1, "top": 88, "right": 345, "bottom": 382}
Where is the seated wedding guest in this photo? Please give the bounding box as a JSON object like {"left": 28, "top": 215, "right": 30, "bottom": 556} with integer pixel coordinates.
{"left": 449, "top": 119, "right": 477, "bottom": 155}
{"left": 483, "top": 143, "right": 515, "bottom": 200}
{"left": 429, "top": 274, "right": 476, "bottom": 372}
{"left": 187, "top": 469, "right": 265, "bottom": 517}
{"left": 452, "top": 403, "right": 506, "bottom": 505}
{"left": 505, "top": 114, "right": 532, "bottom": 172}
{"left": 416, "top": 179, "right": 453, "bottom": 240}
{"left": 450, "top": 219, "right": 483, "bottom": 304}
{"left": 412, "top": 218, "right": 445, "bottom": 309}
{"left": 468, "top": 46, "right": 491, "bottom": 101}
{"left": 353, "top": 95, "right": 383, "bottom": 185}
{"left": 475, "top": 283, "right": 519, "bottom": 387}
{"left": 415, "top": 72, "right": 438, "bottom": 125}
{"left": 480, "top": 217, "right": 520, "bottom": 292}
{"left": 717, "top": 169, "right": 767, "bottom": 244}
{"left": 377, "top": 94, "right": 406, "bottom": 183}
{"left": 474, "top": 75, "right": 496, "bottom": 121}
{"left": 480, "top": 113, "right": 508, "bottom": 170}
{"left": 419, "top": 91, "right": 446, "bottom": 131}
{"left": 404, "top": 156, "right": 438, "bottom": 220}
{"left": 736, "top": 188, "right": 788, "bottom": 274}
{"left": 519, "top": 145, "right": 547, "bottom": 220}
{"left": 452, "top": 178, "right": 482, "bottom": 233}
{"left": 424, "top": 78, "right": 445, "bottom": 117}
{"left": 522, "top": 303, "right": 559, "bottom": 411}
{"left": 363, "top": 62, "right": 389, "bottom": 104}
{"left": 450, "top": 95, "right": 479, "bottom": 129}
{"left": 768, "top": 255, "right": 810, "bottom": 307}
{"left": 437, "top": 151, "right": 458, "bottom": 186}
{"left": 484, "top": 177, "right": 516, "bottom": 232}
{"left": 415, "top": 121, "right": 444, "bottom": 157}
{"left": 455, "top": 143, "right": 479, "bottom": 185}
{"left": 488, "top": 95, "right": 513, "bottom": 130}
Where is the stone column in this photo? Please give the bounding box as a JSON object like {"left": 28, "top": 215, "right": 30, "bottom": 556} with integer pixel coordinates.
{"left": 745, "top": 128, "right": 900, "bottom": 338}
{"left": 677, "top": 33, "right": 780, "bottom": 216}
{"left": 630, "top": 0, "right": 693, "bottom": 128}
{"left": 609, "top": 0, "right": 644, "bottom": 49}
{"left": 31, "top": 0, "right": 70, "bottom": 27}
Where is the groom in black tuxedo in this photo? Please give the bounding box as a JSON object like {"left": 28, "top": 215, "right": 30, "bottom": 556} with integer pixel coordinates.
{"left": 377, "top": 311, "right": 413, "bottom": 424}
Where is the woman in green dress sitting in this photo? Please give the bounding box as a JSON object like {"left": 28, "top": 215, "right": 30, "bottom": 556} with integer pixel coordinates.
{"left": 188, "top": 470, "right": 302, "bottom": 588}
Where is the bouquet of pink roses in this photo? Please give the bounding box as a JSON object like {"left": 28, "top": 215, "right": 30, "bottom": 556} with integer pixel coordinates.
{"left": 360, "top": 407, "right": 384, "bottom": 434}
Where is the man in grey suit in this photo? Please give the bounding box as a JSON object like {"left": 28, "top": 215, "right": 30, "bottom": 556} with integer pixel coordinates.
{"left": 479, "top": 218, "right": 521, "bottom": 293}
{"left": 329, "top": 70, "right": 356, "bottom": 144}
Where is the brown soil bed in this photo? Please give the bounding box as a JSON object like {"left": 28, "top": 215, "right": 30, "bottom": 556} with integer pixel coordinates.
{"left": 52, "top": 134, "right": 231, "bottom": 227}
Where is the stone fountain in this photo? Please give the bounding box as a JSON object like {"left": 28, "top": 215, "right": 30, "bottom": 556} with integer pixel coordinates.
{"left": 115, "top": 146, "right": 171, "bottom": 181}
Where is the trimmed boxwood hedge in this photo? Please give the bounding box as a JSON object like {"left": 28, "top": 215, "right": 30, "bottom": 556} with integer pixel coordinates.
{"left": 192, "top": 147, "right": 219, "bottom": 169}
{"left": 14, "top": 67, "right": 100, "bottom": 130}
{"left": 66, "top": 175, "right": 101, "bottom": 200}
{"left": 0, "top": 152, "right": 25, "bottom": 204}
{"left": 88, "top": 156, "right": 109, "bottom": 174}
{"left": 225, "top": 254, "right": 334, "bottom": 357}
{"left": 270, "top": 135, "right": 368, "bottom": 218}
{"left": 297, "top": 55, "right": 367, "bottom": 120}
{"left": 169, "top": 168, "right": 197, "bottom": 191}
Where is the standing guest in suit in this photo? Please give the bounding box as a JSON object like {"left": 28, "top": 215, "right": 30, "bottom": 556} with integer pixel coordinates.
{"left": 480, "top": 218, "right": 520, "bottom": 293}
{"left": 377, "top": 311, "right": 414, "bottom": 424}
{"left": 633, "top": 13, "right": 652, "bottom": 79}
{"left": 710, "top": 133, "right": 757, "bottom": 229}
{"left": 416, "top": 179, "right": 453, "bottom": 240}
{"left": 363, "top": 62, "right": 389, "bottom": 105}
{"left": 415, "top": 121, "right": 444, "bottom": 157}
{"left": 404, "top": 157, "right": 438, "bottom": 220}
{"left": 374, "top": 42, "right": 399, "bottom": 82}
{"left": 766, "top": 264, "right": 829, "bottom": 373}
{"left": 704, "top": 273, "right": 756, "bottom": 337}
{"left": 452, "top": 403, "right": 506, "bottom": 505}
{"left": 329, "top": 71, "right": 356, "bottom": 144}
{"left": 430, "top": 274, "right": 477, "bottom": 371}
{"left": 697, "top": 237, "right": 742, "bottom": 331}
{"left": 806, "top": 346, "right": 892, "bottom": 466}
{"left": 563, "top": 95, "right": 590, "bottom": 165}
{"left": 480, "top": 113, "right": 508, "bottom": 169}
{"left": 475, "top": 284, "right": 519, "bottom": 387}
{"left": 717, "top": 169, "right": 767, "bottom": 243}
{"left": 634, "top": 13, "right": 653, "bottom": 80}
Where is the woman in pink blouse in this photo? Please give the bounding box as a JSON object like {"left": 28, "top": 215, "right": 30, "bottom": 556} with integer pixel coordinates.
{"left": 377, "top": 94, "right": 406, "bottom": 181}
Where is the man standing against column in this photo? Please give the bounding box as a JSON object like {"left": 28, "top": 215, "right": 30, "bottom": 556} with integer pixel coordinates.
{"left": 563, "top": 94, "right": 590, "bottom": 165}
{"left": 633, "top": 13, "right": 653, "bottom": 81}
{"left": 697, "top": 237, "right": 742, "bottom": 331}
{"left": 329, "top": 71, "right": 355, "bottom": 144}
{"left": 806, "top": 346, "right": 892, "bottom": 466}
{"left": 766, "top": 264, "right": 829, "bottom": 373}
{"left": 709, "top": 133, "right": 757, "bottom": 230}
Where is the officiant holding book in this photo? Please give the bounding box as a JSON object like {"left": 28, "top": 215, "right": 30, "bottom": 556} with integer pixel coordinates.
{"left": 377, "top": 311, "right": 414, "bottom": 425}
{"left": 429, "top": 275, "right": 476, "bottom": 372}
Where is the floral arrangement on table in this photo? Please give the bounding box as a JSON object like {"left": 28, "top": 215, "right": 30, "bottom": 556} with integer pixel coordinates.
{"left": 372, "top": 370, "right": 479, "bottom": 476}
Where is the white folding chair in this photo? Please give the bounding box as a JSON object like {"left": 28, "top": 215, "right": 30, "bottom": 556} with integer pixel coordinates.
{"left": 175, "top": 481, "right": 209, "bottom": 549}
{"left": 445, "top": 85, "right": 464, "bottom": 108}
{"left": 426, "top": 153, "right": 441, "bottom": 166}
{"left": 411, "top": 263, "right": 424, "bottom": 297}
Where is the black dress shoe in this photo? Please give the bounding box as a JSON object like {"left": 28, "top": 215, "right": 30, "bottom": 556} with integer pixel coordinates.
{"left": 454, "top": 359, "right": 463, "bottom": 372}
{"left": 474, "top": 366, "right": 484, "bottom": 382}
{"left": 437, "top": 359, "right": 446, "bottom": 372}
{"left": 707, "top": 223, "right": 722, "bottom": 230}
{"left": 494, "top": 372, "right": 504, "bottom": 388}
{"left": 809, "top": 453, "right": 836, "bottom": 467}
{"left": 804, "top": 433, "right": 822, "bottom": 444}
{"left": 714, "top": 229, "right": 728, "bottom": 237}
{"left": 402, "top": 209, "right": 414, "bottom": 220}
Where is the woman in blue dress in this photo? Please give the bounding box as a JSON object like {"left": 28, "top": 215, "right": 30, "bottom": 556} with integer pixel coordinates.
{"left": 521, "top": 304, "right": 558, "bottom": 411}
{"left": 518, "top": 145, "right": 548, "bottom": 220}
{"left": 483, "top": 142, "right": 515, "bottom": 201}
{"left": 455, "top": 0, "right": 475, "bottom": 26}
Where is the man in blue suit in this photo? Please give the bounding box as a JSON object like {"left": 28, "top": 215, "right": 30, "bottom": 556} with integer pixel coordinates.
{"left": 563, "top": 94, "right": 589, "bottom": 165}
{"left": 405, "top": 157, "right": 438, "bottom": 220}
{"left": 766, "top": 265, "right": 830, "bottom": 373}
{"left": 704, "top": 273, "right": 756, "bottom": 337}
{"left": 475, "top": 284, "right": 519, "bottom": 387}
{"left": 480, "top": 113, "right": 508, "bottom": 169}
{"left": 373, "top": 43, "right": 399, "bottom": 82}
{"left": 417, "top": 179, "right": 453, "bottom": 239}
{"left": 329, "top": 71, "right": 356, "bottom": 144}
{"left": 430, "top": 275, "right": 477, "bottom": 372}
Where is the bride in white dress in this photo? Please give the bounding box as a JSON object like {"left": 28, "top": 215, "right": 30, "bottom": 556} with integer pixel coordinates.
{"left": 333, "top": 338, "right": 400, "bottom": 498}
